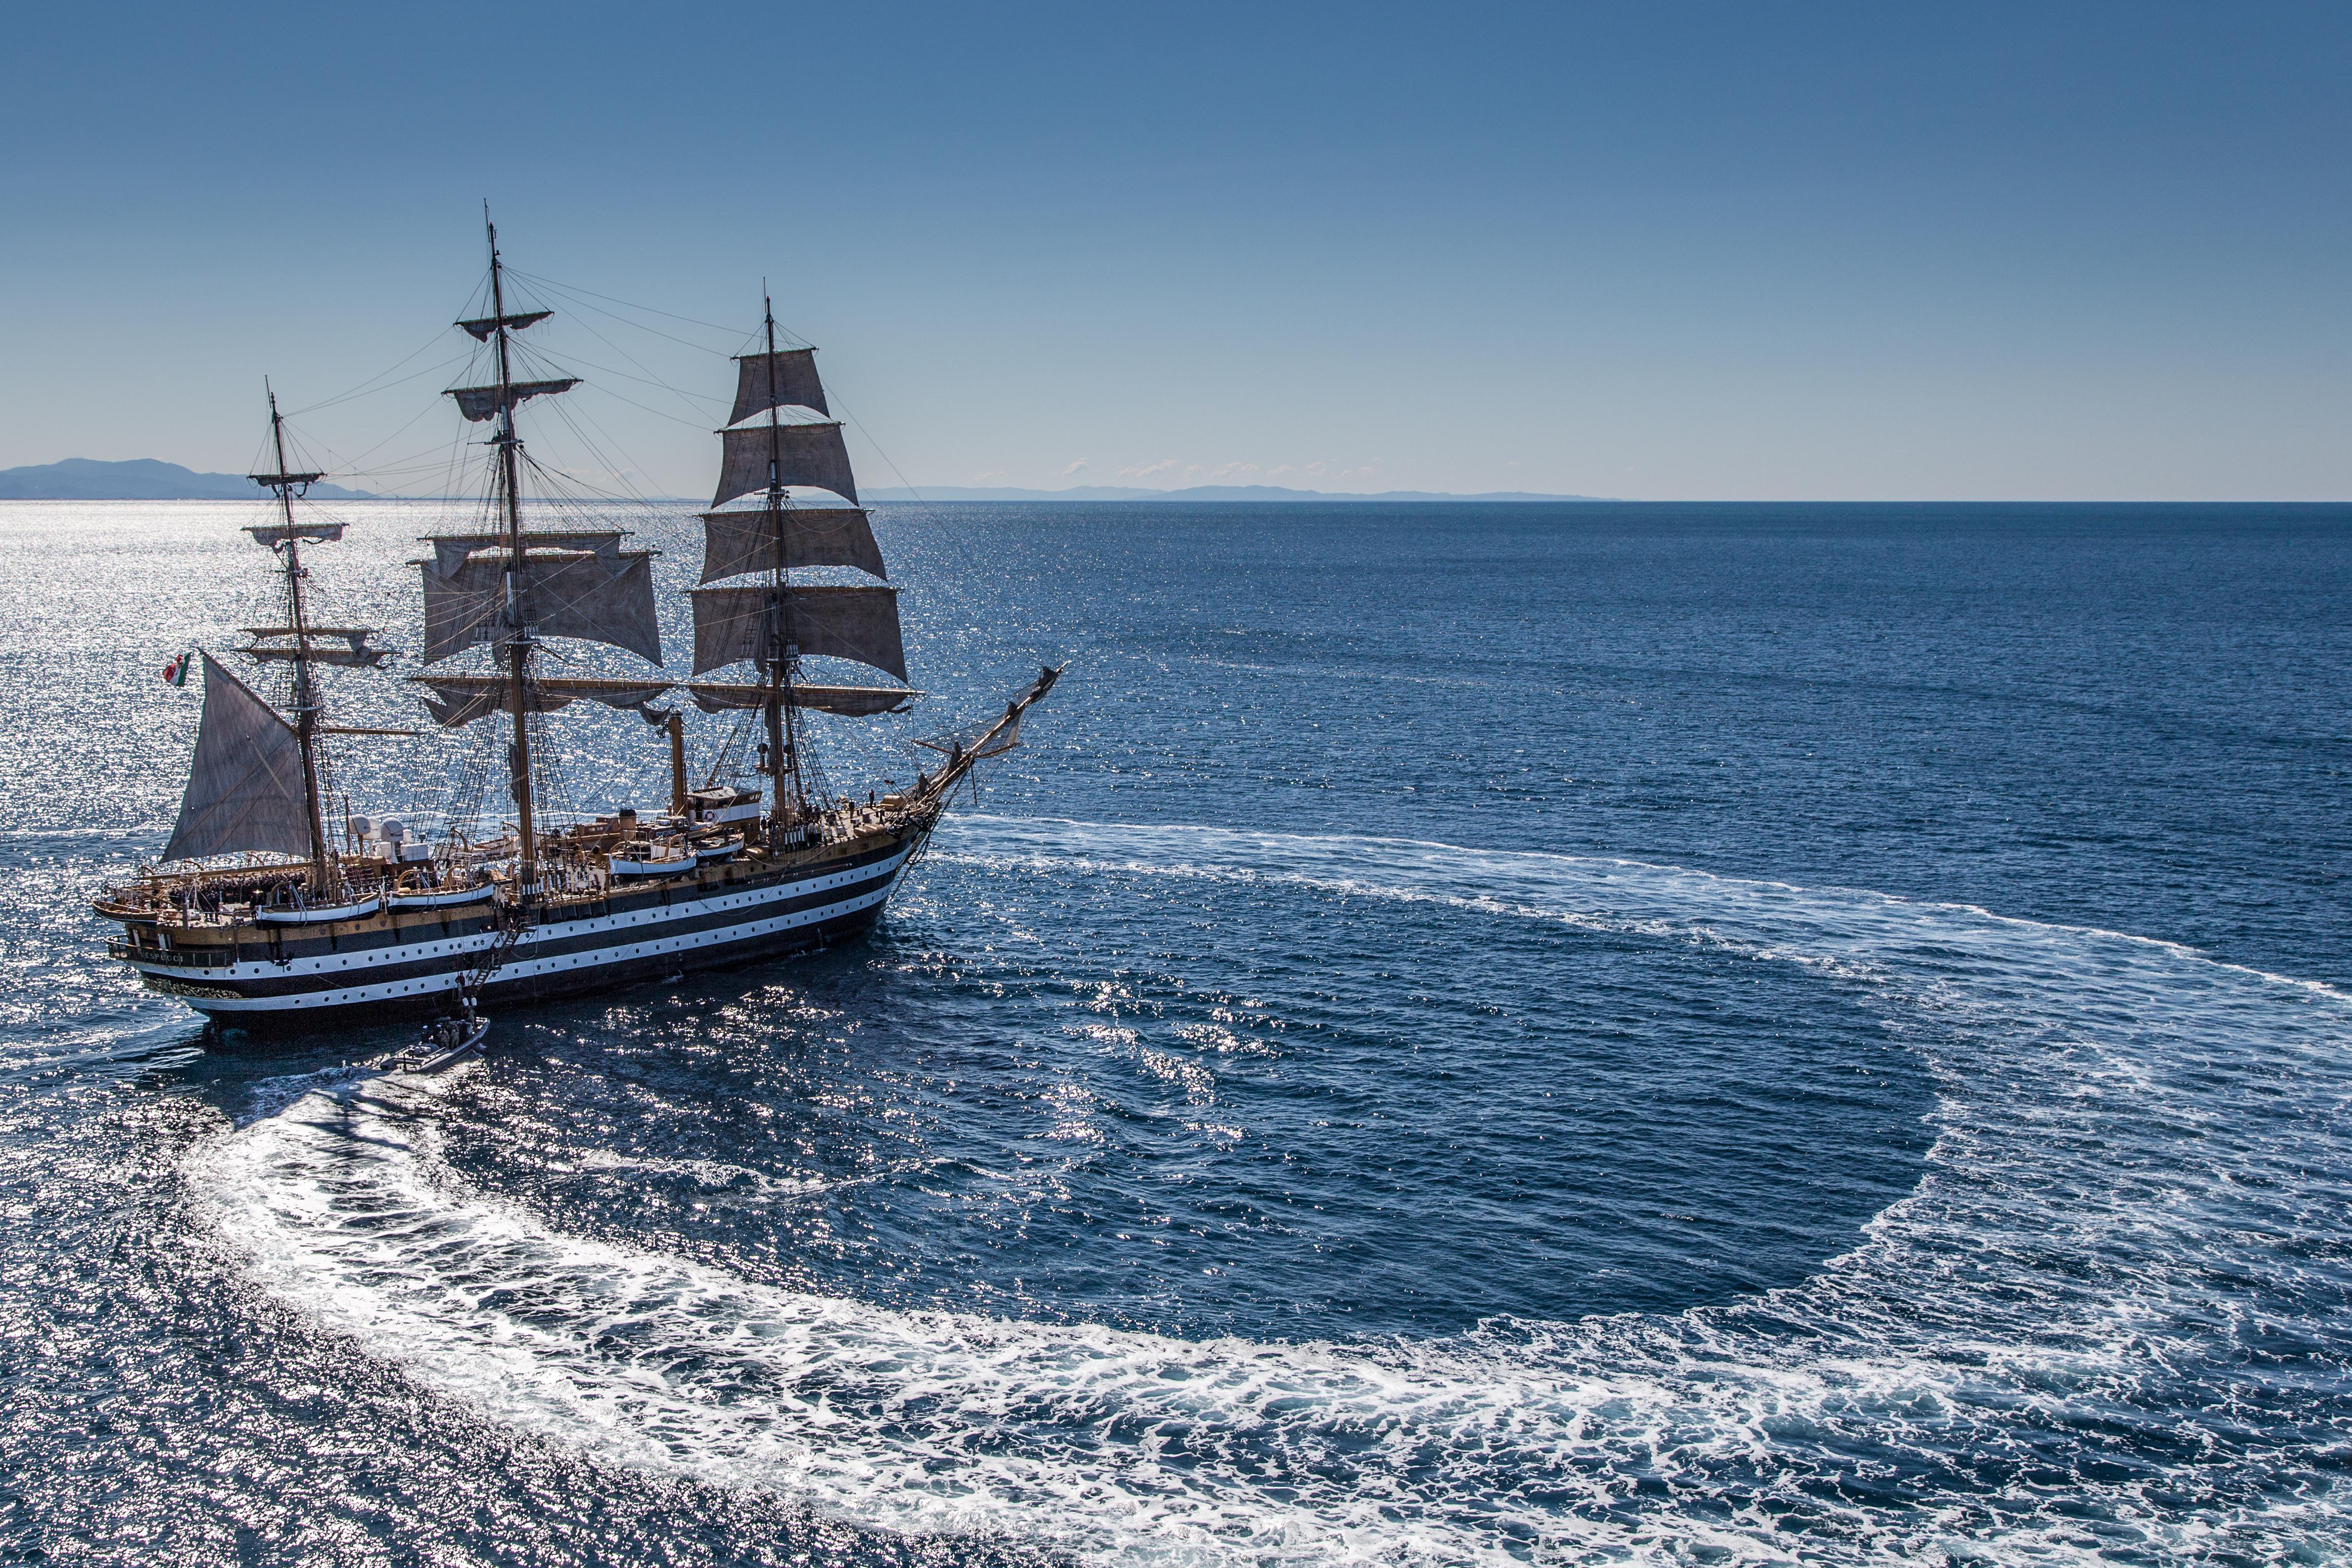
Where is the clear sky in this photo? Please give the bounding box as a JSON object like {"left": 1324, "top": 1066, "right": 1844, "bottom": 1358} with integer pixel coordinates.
{"left": 8, "top": 2, "right": 2349, "bottom": 500}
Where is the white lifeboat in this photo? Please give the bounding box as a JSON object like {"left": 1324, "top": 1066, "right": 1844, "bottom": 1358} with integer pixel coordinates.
{"left": 255, "top": 889, "right": 383, "bottom": 924}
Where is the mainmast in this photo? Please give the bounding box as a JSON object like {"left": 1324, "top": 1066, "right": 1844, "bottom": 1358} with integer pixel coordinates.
{"left": 485, "top": 214, "right": 540, "bottom": 891}
{"left": 253, "top": 384, "right": 333, "bottom": 893}
{"left": 762, "top": 292, "right": 804, "bottom": 828}
{"left": 416, "top": 222, "right": 657, "bottom": 878}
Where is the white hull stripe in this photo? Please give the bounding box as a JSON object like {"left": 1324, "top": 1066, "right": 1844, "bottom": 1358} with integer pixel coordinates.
{"left": 128, "top": 845, "right": 911, "bottom": 986}
{"left": 177, "top": 881, "right": 897, "bottom": 1013}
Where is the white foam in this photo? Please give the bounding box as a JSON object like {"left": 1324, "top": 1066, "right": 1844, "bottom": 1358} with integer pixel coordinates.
{"left": 185, "top": 816, "right": 2352, "bottom": 1564}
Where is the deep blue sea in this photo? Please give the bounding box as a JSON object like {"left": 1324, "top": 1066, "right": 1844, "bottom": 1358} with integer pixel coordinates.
{"left": 4, "top": 499, "right": 2350, "bottom": 1564}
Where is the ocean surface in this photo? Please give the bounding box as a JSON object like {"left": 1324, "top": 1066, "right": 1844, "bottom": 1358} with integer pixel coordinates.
{"left": 3, "top": 499, "right": 2349, "bottom": 1564}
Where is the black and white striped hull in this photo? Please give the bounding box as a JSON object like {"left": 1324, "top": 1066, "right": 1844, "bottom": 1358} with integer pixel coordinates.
{"left": 123, "top": 835, "right": 920, "bottom": 1034}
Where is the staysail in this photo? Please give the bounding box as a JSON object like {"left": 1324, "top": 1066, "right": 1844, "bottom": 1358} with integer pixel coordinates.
{"left": 163, "top": 655, "right": 313, "bottom": 862}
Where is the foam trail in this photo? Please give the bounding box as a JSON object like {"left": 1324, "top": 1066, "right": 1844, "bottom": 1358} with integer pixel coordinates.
{"left": 189, "top": 817, "right": 2352, "bottom": 1564}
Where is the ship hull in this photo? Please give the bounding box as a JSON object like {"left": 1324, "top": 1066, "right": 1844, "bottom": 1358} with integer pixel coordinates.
{"left": 107, "top": 828, "right": 926, "bottom": 1036}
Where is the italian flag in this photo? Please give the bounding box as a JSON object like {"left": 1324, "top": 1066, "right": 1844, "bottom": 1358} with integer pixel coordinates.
{"left": 162, "top": 652, "right": 191, "bottom": 687}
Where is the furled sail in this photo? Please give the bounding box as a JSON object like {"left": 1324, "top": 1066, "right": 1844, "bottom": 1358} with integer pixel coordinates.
{"left": 162, "top": 654, "right": 312, "bottom": 863}
{"left": 411, "top": 674, "right": 674, "bottom": 728}
{"left": 457, "top": 309, "right": 553, "bottom": 340}
{"left": 447, "top": 378, "right": 579, "bottom": 423}
{"left": 688, "top": 584, "right": 905, "bottom": 680}
{"left": 698, "top": 502, "right": 886, "bottom": 582}
{"left": 419, "top": 549, "right": 662, "bottom": 666}
{"left": 422, "top": 530, "right": 625, "bottom": 575}
{"left": 237, "top": 627, "right": 392, "bottom": 668}
{"left": 686, "top": 681, "right": 912, "bottom": 717}
{"left": 712, "top": 420, "right": 858, "bottom": 507}
{"left": 245, "top": 521, "right": 346, "bottom": 545}
{"left": 729, "top": 347, "right": 829, "bottom": 424}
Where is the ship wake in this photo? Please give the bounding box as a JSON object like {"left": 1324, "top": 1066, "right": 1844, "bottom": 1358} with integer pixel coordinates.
{"left": 186, "top": 816, "right": 2352, "bottom": 1565}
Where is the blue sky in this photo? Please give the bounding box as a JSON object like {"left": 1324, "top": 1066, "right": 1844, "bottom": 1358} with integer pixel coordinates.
{"left": 7, "top": 2, "right": 2349, "bottom": 499}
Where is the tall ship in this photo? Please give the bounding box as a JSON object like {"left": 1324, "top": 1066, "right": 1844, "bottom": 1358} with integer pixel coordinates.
{"left": 95, "top": 223, "right": 1059, "bottom": 1032}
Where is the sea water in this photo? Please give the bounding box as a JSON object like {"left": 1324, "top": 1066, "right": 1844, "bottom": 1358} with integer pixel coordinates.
{"left": 2, "top": 500, "right": 2348, "bottom": 1563}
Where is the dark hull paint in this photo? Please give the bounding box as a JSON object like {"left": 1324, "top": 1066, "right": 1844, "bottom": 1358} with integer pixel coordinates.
{"left": 187, "top": 901, "right": 890, "bottom": 1037}
{"left": 119, "top": 821, "right": 936, "bottom": 1039}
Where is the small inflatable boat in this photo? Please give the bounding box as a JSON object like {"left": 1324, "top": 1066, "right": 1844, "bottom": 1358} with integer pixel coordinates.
{"left": 385, "top": 1011, "right": 490, "bottom": 1074}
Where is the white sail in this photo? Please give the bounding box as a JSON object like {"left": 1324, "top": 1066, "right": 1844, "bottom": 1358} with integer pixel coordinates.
{"left": 162, "top": 654, "right": 311, "bottom": 863}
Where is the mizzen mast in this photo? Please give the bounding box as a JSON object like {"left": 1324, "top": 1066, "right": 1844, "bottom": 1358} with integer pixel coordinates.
{"left": 154, "top": 390, "right": 387, "bottom": 882}
{"left": 256, "top": 388, "right": 329, "bottom": 889}
{"left": 245, "top": 386, "right": 372, "bottom": 892}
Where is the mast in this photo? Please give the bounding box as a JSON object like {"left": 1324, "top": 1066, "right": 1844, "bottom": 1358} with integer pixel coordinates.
{"left": 486, "top": 211, "right": 540, "bottom": 890}
{"left": 417, "top": 252, "right": 657, "bottom": 833}
{"left": 257, "top": 383, "right": 333, "bottom": 893}
{"left": 688, "top": 311, "right": 912, "bottom": 799}
{"left": 667, "top": 711, "right": 688, "bottom": 816}
{"left": 762, "top": 291, "right": 804, "bottom": 831}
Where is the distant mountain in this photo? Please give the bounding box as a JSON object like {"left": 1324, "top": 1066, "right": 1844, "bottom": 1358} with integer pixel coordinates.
{"left": 0, "top": 458, "right": 375, "bottom": 500}
{"left": 861, "top": 484, "right": 1614, "bottom": 503}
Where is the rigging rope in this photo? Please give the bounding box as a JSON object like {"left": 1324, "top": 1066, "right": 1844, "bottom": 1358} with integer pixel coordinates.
{"left": 503, "top": 267, "right": 768, "bottom": 347}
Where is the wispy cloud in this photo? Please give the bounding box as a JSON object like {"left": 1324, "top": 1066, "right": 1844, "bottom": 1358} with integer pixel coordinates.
{"left": 1062, "top": 459, "right": 1089, "bottom": 475}
{"left": 1118, "top": 458, "right": 1180, "bottom": 479}
{"left": 970, "top": 470, "right": 1005, "bottom": 481}
{"left": 1210, "top": 461, "right": 1261, "bottom": 479}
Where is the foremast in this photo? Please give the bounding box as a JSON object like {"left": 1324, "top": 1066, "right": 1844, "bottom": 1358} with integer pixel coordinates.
{"left": 760, "top": 293, "right": 803, "bottom": 833}
{"left": 689, "top": 305, "right": 911, "bottom": 836}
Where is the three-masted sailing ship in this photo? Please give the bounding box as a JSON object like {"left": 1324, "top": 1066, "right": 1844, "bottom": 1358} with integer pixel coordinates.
{"left": 95, "top": 224, "right": 1058, "bottom": 1031}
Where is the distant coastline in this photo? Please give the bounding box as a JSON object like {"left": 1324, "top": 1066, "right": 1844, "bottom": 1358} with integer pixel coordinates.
{"left": 0, "top": 458, "right": 374, "bottom": 501}
{"left": 862, "top": 484, "right": 1616, "bottom": 503}
{"left": 0, "top": 465, "right": 1604, "bottom": 504}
